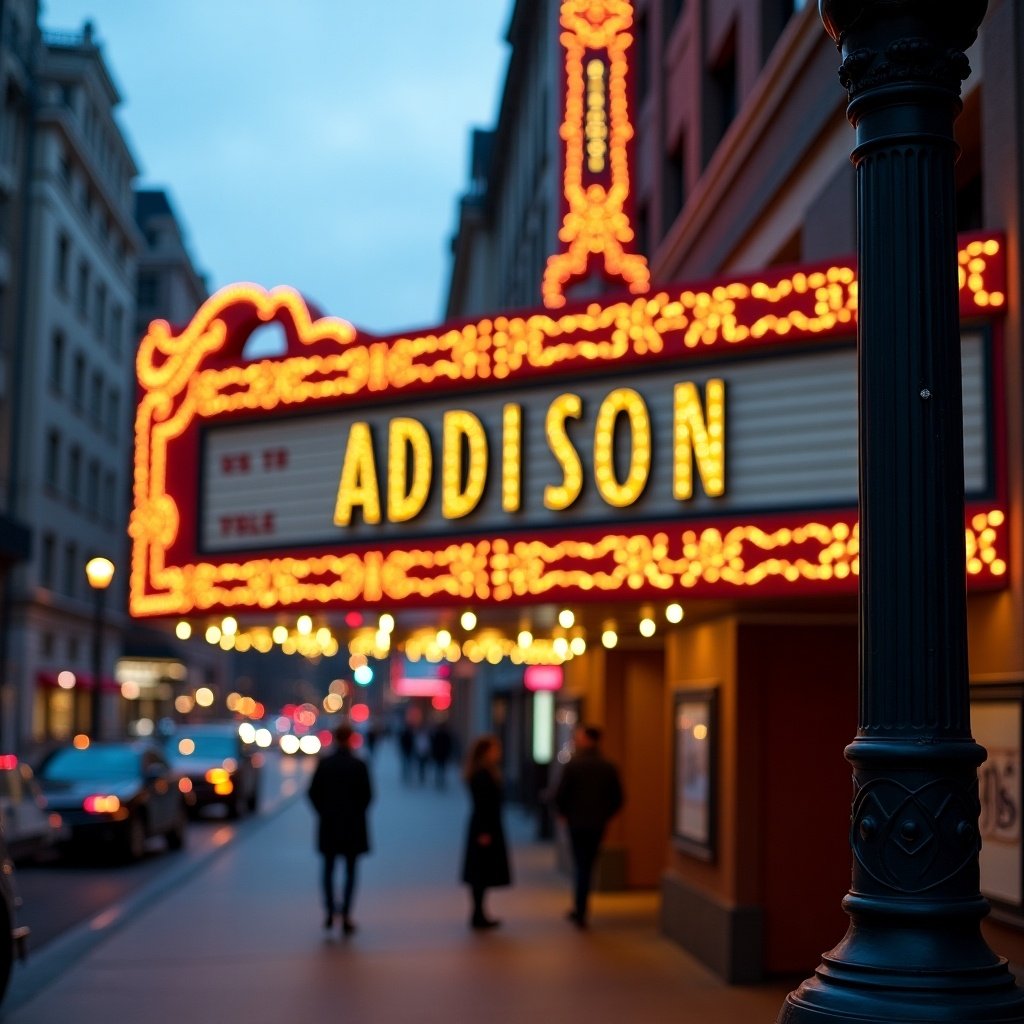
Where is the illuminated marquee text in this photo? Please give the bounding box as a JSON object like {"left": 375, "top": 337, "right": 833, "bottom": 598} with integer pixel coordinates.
{"left": 332, "top": 382, "right": 726, "bottom": 526}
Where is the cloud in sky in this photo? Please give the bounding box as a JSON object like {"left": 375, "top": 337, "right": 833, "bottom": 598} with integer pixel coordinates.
{"left": 40, "top": 0, "right": 510, "bottom": 333}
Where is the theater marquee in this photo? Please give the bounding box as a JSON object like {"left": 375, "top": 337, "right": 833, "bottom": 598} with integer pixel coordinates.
{"left": 130, "top": 236, "right": 1008, "bottom": 617}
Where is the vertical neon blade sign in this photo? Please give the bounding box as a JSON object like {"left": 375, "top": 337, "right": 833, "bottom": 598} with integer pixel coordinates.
{"left": 543, "top": 0, "right": 650, "bottom": 308}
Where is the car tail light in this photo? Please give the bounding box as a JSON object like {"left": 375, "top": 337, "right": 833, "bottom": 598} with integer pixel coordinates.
{"left": 0, "top": 755, "right": 18, "bottom": 770}
{"left": 48, "top": 813, "right": 62, "bottom": 828}
{"left": 178, "top": 778, "right": 193, "bottom": 794}
{"left": 214, "top": 781, "right": 234, "bottom": 796}
{"left": 83, "top": 795, "right": 121, "bottom": 814}
{"left": 205, "top": 768, "right": 231, "bottom": 785}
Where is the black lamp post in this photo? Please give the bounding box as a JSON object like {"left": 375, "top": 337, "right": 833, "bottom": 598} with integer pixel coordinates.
{"left": 85, "top": 557, "right": 114, "bottom": 740}
{"left": 780, "top": 4, "right": 1024, "bottom": 1020}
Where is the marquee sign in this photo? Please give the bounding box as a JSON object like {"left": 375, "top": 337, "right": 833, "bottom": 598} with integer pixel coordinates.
{"left": 129, "top": 235, "right": 1008, "bottom": 618}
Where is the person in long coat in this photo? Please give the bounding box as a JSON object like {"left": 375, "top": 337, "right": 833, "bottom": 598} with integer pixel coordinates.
{"left": 308, "top": 722, "right": 373, "bottom": 935}
{"left": 461, "top": 734, "right": 511, "bottom": 929}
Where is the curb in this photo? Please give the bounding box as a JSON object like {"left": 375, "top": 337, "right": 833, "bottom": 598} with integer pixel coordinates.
{"left": 1, "top": 788, "right": 303, "bottom": 1018}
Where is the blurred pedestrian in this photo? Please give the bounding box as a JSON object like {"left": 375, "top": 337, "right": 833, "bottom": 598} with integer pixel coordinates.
{"left": 414, "top": 727, "right": 432, "bottom": 784}
{"left": 430, "top": 718, "right": 455, "bottom": 789}
{"left": 554, "top": 725, "right": 623, "bottom": 928}
{"left": 307, "top": 722, "right": 373, "bottom": 936}
{"left": 461, "top": 734, "right": 511, "bottom": 929}
{"left": 398, "top": 720, "right": 416, "bottom": 783}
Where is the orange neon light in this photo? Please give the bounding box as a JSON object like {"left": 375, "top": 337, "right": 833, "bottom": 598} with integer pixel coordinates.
{"left": 130, "top": 238, "right": 1006, "bottom": 618}
{"left": 542, "top": 0, "right": 650, "bottom": 308}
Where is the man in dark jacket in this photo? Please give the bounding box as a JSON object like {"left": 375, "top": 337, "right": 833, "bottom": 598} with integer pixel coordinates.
{"left": 554, "top": 724, "right": 624, "bottom": 928}
{"left": 308, "top": 722, "right": 373, "bottom": 935}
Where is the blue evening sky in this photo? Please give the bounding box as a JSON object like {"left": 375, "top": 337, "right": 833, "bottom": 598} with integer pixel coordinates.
{"left": 40, "top": 1, "right": 510, "bottom": 335}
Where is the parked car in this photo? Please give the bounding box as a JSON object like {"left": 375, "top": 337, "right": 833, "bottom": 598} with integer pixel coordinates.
{"left": 0, "top": 755, "right": 66, "bottom": 863}
{"left": 164, "top": 723, "right": 261, "bottom": 819}
{"left": 36, "top": 740, "right": 187, "bottom": 861}
{"left": 0, "top": 830, "right": 28, "bottom": 1006}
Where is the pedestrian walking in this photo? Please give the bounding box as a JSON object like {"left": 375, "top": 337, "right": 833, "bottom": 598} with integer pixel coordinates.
{"left": 461, "top": 734, "right": 511, "bottom": 930}
{"left": 398, "top": 720, "right": 416, "bottom": 783}
{"left": 430, "top": 718, "right": 455, "bottom": 789}
{"left": 554, "top": 724, "right": 623, "bottom": 928}
{"left": 414, "top": 726, "right": 432, "bottom": 784}
{"left": 307, "top": 722, "right": 373, "bottom": 936}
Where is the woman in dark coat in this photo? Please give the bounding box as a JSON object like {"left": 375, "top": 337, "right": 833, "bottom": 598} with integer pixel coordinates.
{"left": 461, "top": 734, "right": 511, "bottom": 929}
{"left": 307, "top": 723, "right": 373, "bottom": 935}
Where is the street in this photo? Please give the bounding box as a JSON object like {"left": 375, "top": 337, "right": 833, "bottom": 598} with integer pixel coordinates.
{"left": 13, "top": 751, "right": 313, "bottom": 952}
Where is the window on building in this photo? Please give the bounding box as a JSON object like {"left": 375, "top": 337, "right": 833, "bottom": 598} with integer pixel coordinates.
{"left": 49, "top": 330, "right": 65, "bottom": 392}
{"left": 102, "top": 469, "right": 116, "bottom": 525}
{"left": 41, "top": 632, "right": 55, "bottom": 658}
{"left": 40, "top": 532, "right": 56, "bottom": 589}
{"left": 94, "top": 282, "right": 106, "bottom": 338}
{"left": 76, "top": 259, "right": 89, "bottom": 318}
{"left": 63, "top": 541, "right": 77, "bottom": 599}
{"left": 664, "top": 0, "right": 685, "bottom": 36}
{"left": 68, "top": 445, "right": 81, "bottom": 504}
{"left": 72, "top": 352, "right": 85, "bottom": 411}
{"left": 703, "top": 28, "right": 738, "bottom": 168}
{"left": 86, "top": 459, "right": 99, "bottom": 517}
{"left": 662, "top": 134, "right": 686, "bottom": 236}
{"left": 106, "top": 389, "right": 119, "bottom": 439}
{"left": 111, "top": 305, "right": 123, "bottom": 355}
{"left": 56, "top": 232, "right": 70, "bottom": 291}
{"left": 137, "top": 272, "right": 159, "bottom": 309}
{"left": 90, "top": 372, "right": 103, "bottom": 426}
{"left": 636, "top": 11, "right": 651, "bottom": 105}
{"left": 761, "top": 0, "right": 808, "bottom": 62}
{"left": 44, "top": 430, "right": 61, "bottom": 489}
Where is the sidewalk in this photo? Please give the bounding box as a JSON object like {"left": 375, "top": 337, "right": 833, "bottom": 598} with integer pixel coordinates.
{"left": 2, "top": 743, "right": 793, "bottom": 1023}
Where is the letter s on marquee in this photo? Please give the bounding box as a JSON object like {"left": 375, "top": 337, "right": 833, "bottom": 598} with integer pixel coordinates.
{"left": 544, "top": 393, "right": 584, "bottom": 511}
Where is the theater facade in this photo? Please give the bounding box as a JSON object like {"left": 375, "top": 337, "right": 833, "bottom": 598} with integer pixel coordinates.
{"left": 130, "top": 0, "right": 1024, "bottom": 983}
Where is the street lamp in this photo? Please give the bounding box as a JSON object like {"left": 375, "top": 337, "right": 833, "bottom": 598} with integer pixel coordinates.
{"left": 779, "top": 3, "right": 1024, "bottom": 1021}
{"left": 85, "top": 557, "right": 114, "bottom": 740}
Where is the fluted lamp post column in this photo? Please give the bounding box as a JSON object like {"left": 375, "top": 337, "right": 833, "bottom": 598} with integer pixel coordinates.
{"left": 85, "top": 557, "right": 114, "bottom": 741}
{"left": 779, "top": 3, "right": 1024, "bottom": 1021}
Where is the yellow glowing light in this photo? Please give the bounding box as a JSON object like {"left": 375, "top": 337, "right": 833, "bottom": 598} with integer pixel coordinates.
{"left": 436, "top": 629, "right": 452, "bottom": 649}
{"left": 639, "top": 617, "right": 656, "bottom": 638}
{"left": 178, "top": 738, "right": 196, "bottom": 756}
{"left": 461, "top": 610, "right": 477, "bottom": 631}
{"left": 226, "top": 692, "right": 241, "bottom": 712}
{"left": 297, "top": 615, "right": 313, "bottom": 636}
{"left": 324, "top": 693, "right": 344, "bottom": 713}
{"left": 205, "top": 625, "right": 222, "bottom": 645}
{"left": 221, "top": 616, "right": 238, "bottom": 636}
{"left": 553, "top": 637, "right": 569, "bottom": 658}
{"left": 601, "top": 629, "right": 618, "bottom": 649}
{"left": 570, "top": 636, "right": 587, "bottom": 656}
{"left": 544, "top": 394, "right": 584, "bottom": 510}
{"left": 693, "top": 723, "right": 708, "bottom": 741}
{"left": 674, "top": 380, "right": 725, "bottom": 499}
{"left": 379, "top": 614, "right": 395, "bottom": 634}
{"left": 388, "top": 417, "right": 432, "bottom": 522}
{"left": 175, "top": 621, "right": 192, "bottom": 640}
{"left": 502, "top": 404, "right": 522, "bottom": 513}
{"left": 175, "top": 695, "right": 195, "bottom": 714}
{"left": 334, "top": 422, "right": 381, "bottom": 526}
{"left": 543, "top": 1, "right": 650, "bottom": 307}
{"left": 121, "top": 680, "right": 141, "bottom": 700}
{"left": 666, "top": 603, "right": 684, "bottom": 624}
{"left": 195, "top": 687, "right": 215, "bottom": 708}
{"left": 593, "top": 388, "right": 652, "bottom": 507}
{"left": 442, "top": 410, "right": 488, "bottom": 519}
{"left": 272, "top": 625, "right": 289, "bottom": 644}
{"left": 518, "top": 630, "right": 534, "bottom": 648}
{"left": 558, "top": 609, "right": 575, "bottom": 629}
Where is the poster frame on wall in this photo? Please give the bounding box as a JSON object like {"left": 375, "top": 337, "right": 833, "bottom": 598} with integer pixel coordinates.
{"left": 672, "top": 686, "right": 718, "bottom": 862}
{"left": 972, "top": 683, "right": 1024, "bottom": 920}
